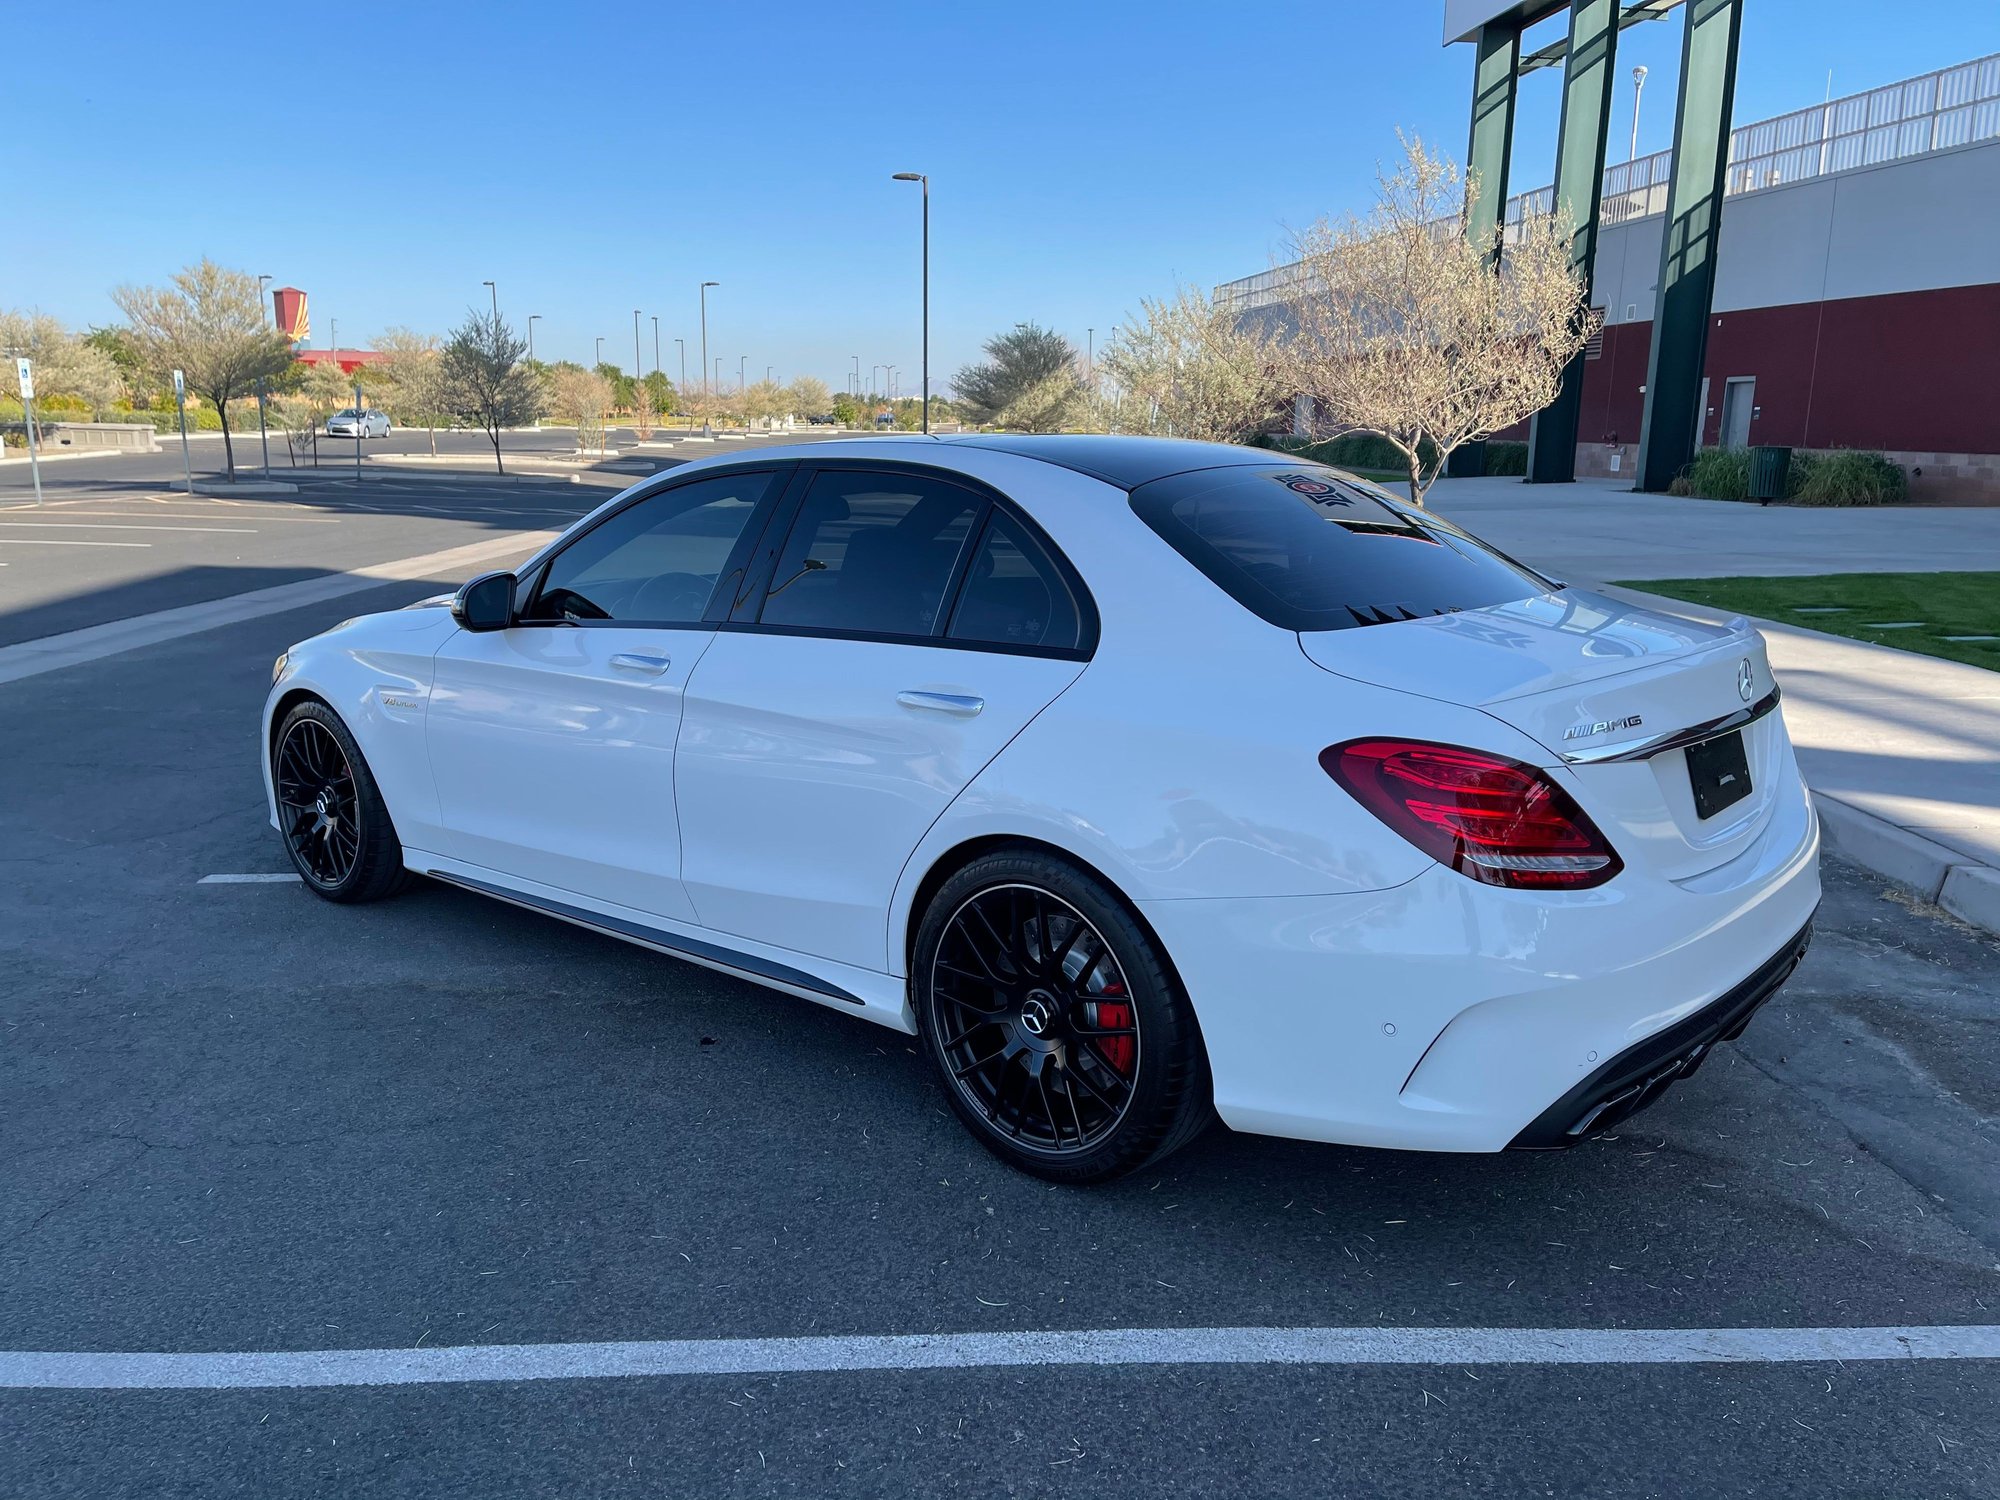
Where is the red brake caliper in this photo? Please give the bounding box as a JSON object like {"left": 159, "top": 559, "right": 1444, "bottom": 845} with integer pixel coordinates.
{"left": 1089, "top": 981, "right": 1135, "bottom": 1076}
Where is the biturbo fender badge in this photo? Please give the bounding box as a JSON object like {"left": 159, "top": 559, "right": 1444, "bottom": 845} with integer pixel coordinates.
{"left": 1563, "top": 713, "right": 1644, "bottom": 742}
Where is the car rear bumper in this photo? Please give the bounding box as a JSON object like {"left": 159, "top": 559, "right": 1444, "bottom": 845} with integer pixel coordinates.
{"left": 1138, "top": 755, "right": 1820, "bottom": 1152}
{"left": 1505, "top": 916, "right": 1813, "bottom": 1148}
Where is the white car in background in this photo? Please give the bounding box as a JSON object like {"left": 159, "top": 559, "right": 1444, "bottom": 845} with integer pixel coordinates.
{"left": 261, "top": 436, "right": 1820, "bottom": 1183}
{"left": 325, "top": 408, "right": 390, "bottom": 438}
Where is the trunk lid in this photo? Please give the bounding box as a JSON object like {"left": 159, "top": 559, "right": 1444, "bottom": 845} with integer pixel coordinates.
{"left": 1300, "top": 589, "right": 1786, "bottom": 881}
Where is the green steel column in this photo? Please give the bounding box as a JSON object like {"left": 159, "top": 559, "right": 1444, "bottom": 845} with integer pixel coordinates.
{"left": 1450, "top": 17, "right": 1523, "bottom": 478}
{"left": 1526, "top": 0, "right": 1620, "bottom": 484}
{"left": 1635, "top": 0, "right": 1744, "bottom": 492}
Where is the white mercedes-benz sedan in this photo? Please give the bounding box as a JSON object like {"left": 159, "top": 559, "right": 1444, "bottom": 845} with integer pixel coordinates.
{"left": 262, "top": 436, "right": 1820, "bottom": 1182}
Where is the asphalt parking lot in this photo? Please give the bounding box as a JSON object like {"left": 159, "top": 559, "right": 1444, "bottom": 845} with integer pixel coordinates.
{"left": 3, "top": 452, "right": 1998, "bottom": 1498}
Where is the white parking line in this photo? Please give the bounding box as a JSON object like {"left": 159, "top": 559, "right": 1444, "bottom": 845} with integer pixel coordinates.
{"left": 2, "top": 1323, "right": 1995, "bottom": 1391}
{"left": 0, "top": 528, "right": 558, "bottom": 686}
{"left": 0, "top": 538, "right": 151, "bottom": 548}
{"left": 21, "top": 511, "right": 339, "bottom": 523}
{"left": 197, "top": 873, "right": 301, "bottom": 884}
{"left": 0, "top": 522, "right": 257, "bottom": 534}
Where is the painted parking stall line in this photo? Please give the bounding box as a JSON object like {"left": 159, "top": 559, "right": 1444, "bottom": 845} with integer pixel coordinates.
{"left": 197, "top": 873, "right": 301, "bottom": 885}
{"left": 5, "top": 1323, "right": 1998, "bottom": 1392}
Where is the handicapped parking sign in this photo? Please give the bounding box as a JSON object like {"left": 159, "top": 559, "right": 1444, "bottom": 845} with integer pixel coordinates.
{"left": 14, "top": 357, "right": 30, "bottom": 401}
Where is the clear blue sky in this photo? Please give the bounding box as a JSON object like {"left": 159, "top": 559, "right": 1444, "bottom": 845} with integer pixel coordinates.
{"left": 11, "top": 0, "right": 1995, "bottom": 395}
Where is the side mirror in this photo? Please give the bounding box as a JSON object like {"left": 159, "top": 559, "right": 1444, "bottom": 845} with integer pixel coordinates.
{"left": 451, "top": 571, "right": 515, "bottom": 632}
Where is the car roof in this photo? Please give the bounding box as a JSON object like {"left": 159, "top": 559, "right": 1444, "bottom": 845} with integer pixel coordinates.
{"left": 937, "top": 433, "right": 1288, "bottom": 489}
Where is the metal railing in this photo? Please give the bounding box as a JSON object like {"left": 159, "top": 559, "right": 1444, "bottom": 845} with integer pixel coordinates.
{"left": 1218, "top": 52, "right": 2000, "bottom": 310}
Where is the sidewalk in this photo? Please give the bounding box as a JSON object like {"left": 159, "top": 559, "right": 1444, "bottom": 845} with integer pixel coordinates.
{"left": 1426, "top": 476, "right": 2000, "bottom": 934}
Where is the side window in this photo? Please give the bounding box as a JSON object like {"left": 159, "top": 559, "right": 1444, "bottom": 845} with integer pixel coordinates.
{"left": 946, "top": 510, "right": 1082, "bottom": 652}
{"left": 524, "top": 471, "right": 777, "bottom": 624}
{"left": 757, "top": 470, "right": 979, "bottom": 639}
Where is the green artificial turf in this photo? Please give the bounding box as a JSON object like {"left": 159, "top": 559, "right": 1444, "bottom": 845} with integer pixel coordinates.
{"left": 1614, "top": 572, "right": 2000, "bottom": 671}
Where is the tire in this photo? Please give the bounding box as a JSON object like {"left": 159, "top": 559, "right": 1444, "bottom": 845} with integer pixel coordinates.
{"left": 271, "top": 699, "right": 414, "bottom": 904}
{"left": 913, "top": 850, "right": 1213, "bottom": 1184}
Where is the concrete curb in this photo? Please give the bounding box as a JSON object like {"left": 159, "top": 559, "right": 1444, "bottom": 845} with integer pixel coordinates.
{"left": 1815, "top": 792, "right": 2000, "bottom": 937}
{"left": 0, "top": 448, "right": 141, "bottom": 468}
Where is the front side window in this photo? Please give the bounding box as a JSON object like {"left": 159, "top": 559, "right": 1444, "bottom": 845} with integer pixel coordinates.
{"left": 1129, "top": 465, "right": 1554, "bottom": 633}
{"left": 947, "top": 510, "right": 1082, "bottom": 652}
{"left": 756, "top": 470, "right": 979, "bottom": 639}
{"left": 524, "top": 470, "right": 778, "bottom": 624}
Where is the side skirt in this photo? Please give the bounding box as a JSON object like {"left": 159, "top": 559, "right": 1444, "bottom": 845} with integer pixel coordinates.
{"left": 421, "top": 864, "right": 914, "bottom": 1030}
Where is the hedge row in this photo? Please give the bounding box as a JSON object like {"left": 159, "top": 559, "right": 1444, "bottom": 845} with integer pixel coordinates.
{"left": 1672, "top": 447, "right": 1908, "bottom": 506}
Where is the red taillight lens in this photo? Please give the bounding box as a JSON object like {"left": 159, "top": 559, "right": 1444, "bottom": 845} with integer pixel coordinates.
{"left": 1320, "top": 738, "right": 1623, "bottom": 890}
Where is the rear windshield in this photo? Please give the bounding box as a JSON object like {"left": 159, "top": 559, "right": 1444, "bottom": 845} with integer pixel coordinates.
{"left": 1128, "top": 465, "right": 1554, "bottom": 632}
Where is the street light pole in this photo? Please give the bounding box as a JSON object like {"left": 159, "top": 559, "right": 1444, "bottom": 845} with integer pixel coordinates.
{"left": 482, "top": 280, "right": 498, "bottom": 322}
{"left": 699, "top": 282, "right": 719, "bottom": 396}
{"left": 595, "top": 337, "right": 604, "bottom": 368}
{"left": 675, "top": 338, "right": 686, "bottom": 425}
{"left": 527, "top": 315, "right": 541, "bottom": 361}
{"left": 651, "top": 316, "right": 661, "bottom": 376}
{"left": 892, "top": 172, "right": 928, "bottom": 431}
{"left": 1630, "top": 65, "right": 1648, "bottom": 161}
{"left": 256, "top": 273, "right": 273, "bottom": 475}
{"left": 739, "top": 355, "right": 747, "bottom": 398}
{"left": 851, "top": 356, "right": 861, "bottom": 396}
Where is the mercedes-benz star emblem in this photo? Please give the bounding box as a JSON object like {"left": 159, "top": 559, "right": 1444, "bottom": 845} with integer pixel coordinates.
{"left": 1020, "top": 996, "right": 1053, "bottom": 1037}
{"left": 1737, "top": 658, "right": 1755, "bottom": 702}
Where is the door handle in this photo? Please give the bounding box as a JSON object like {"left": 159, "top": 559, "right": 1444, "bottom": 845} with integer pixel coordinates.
{"left": 609, "top": 652, "right": 672, "bottom": 676}
{"left": 897, "top": 690, "right": 983, "bottom": 717}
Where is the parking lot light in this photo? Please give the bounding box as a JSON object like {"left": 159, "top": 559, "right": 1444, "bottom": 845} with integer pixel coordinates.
{"left": 892, "top": 172, "right": 929, "bottom": 432}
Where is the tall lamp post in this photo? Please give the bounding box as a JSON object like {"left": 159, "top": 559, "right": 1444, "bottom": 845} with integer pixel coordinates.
{"left": 255, "top": 273, "right": 273, "bottom": 474}
{"left": 699, "top": 281, "right": 719, "bottom": 395}
{"left": 675, "top": 338, "right": 686, "bottom": 425}
{"left": 527, "top": 315, "right": 541, "bottom": 361}
{"left": 651, "top": 315, "right": 661, "bottom": 376}
{"left": 482, "top": 280, "right": 498, "bottom": 321}
{"left": 633, "top": 310, "right": 644, "bottom": 381}
{"left": 739, "top": 355, "right": 747, "bottom": 399}
{"left": 851, "top": 355, "right": 861, "bottom": 396}
{"left": 892, "top": 172, "right": 929, "bottom": 431}
{"left": 1629, "top": 65, "right": 1648, "bottom": 161}
{"left": 595, "top": 337, "right": 605, "bottom": 368}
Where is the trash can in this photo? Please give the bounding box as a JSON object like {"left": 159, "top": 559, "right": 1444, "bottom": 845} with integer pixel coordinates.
{"left": 1748, "top": 445, "right": 1792, "bottom": 503}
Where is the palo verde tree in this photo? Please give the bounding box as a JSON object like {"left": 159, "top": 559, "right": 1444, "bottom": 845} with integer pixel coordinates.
{"left": 441, "top": 309, "right": 545, "bottom": 473}
{"left": 1279, "top": 135, "right": 1589, "bottom": 505}
{"left": 111, "top": 261, "right": 297, "bottom": 479}
{"left": 1097, "top": 284, "right": 1283, "bottom": 443}
{"left": 373, "top": 328, "right": 450, "bottom": 455}
{"left": 953, "top": 322, "right": 1082, "bottom": 431}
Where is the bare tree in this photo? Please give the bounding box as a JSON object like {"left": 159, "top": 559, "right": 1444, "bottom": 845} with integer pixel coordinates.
{"left": 1278, "top": 136, "right": 1589, "bottom": 504}
{"left": 441, "top": 309, "right": 545, "bottom": 473}
{"left": 0, "top": 311, "right": 124, "bottom": 415}
{"left": 1097, "top": 284, "right": 1283, "bottom": 443}
{"left": 742, "top": 379, "right": 785, "bottom": 427}
{"left": 112, "top": 261, "right": 297, "bottom": 480}
{"left": 548, "top": 365, "right": 614, "bottom": 455}
{"left": 632, "top": 376, "right": 655, "bottom": 439}
{"left": 278, "top": 360, "right": 354, "bottom": 467}
{"left": 373, "top": 329, "right": 448, "bottom": 455}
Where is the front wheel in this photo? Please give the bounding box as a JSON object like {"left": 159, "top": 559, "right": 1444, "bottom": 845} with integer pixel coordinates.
{"left": 272, "top": 700, "right": 413, "bottom": 903}
{"left": 913, "top": 851, "right": 1213, "bottom": 1184}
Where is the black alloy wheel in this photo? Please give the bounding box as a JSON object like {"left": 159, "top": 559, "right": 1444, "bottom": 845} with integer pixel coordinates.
{"left": 272, "top": 700, "right": 413, "bottom": 903}
{"left": 916, "top": 852, "right": 1212, "bottom": 1183}
{"left": 276, "top": 717, "right": 360, "bottom": 888}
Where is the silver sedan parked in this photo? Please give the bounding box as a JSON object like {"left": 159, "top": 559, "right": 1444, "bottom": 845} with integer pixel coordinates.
{"left": 325, "top": 408, "right": 391, "bottom": 438}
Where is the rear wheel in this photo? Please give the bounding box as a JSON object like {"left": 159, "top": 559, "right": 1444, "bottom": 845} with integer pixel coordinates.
{"left": 272, "top": 700, "right": 412, "bottom": 903}
{"left": 914, "top": 851, "right": 1213, "bottom": 1184}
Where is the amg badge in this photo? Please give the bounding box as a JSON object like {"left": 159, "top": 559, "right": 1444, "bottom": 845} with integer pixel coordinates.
{"left": 1563, "top": 713, "right": 1644, "bottom": 741}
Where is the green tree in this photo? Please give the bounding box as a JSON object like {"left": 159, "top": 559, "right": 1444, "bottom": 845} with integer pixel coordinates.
{"left": 641, "top": 370, "right": 675, "bottom": 419}
{"left": 786, "top": 375, "right": 830, "bottom": 419}
{"left": 111, "top": 260, "right": 297, "bottom": 479}
{"left": 592, "top": 362, "right": 636, "bottom": 412}
{"left": 953, "top": 322, "right": 1082, "bottom": 430}
{"left": 441, "top": 309, "right": 546, "bottom": 473}
{"left": 831, "top": 394, "right": 862, "bottom": 426}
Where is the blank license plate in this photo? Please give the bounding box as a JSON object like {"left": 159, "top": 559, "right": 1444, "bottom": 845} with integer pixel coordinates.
{"left": 1686, "top": 730, "right": 1752, "bottom": 820}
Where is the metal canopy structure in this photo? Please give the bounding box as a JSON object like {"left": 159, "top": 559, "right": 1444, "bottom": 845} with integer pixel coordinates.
{"left": 1448, "top": 0, "right": 1737, "bottom": 490}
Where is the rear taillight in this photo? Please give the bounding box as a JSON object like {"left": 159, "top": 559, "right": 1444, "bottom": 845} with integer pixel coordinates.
{"left": 1321, "top": 738, "right": 1623, "bottom": 890}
